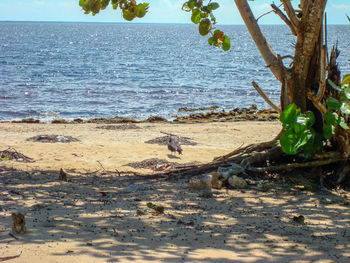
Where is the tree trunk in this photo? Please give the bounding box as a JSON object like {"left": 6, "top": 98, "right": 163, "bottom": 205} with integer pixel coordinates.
{"left": 235, "top": 0, "right": 350, "bottom": 183}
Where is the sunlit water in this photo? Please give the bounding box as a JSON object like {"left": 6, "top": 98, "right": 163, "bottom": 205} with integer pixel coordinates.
{"left": 0, "top": 22, "right": 349, "bottom": 121}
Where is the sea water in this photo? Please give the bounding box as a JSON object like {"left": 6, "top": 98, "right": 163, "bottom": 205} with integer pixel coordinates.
{"left": 0, "top": 22, "right": 349, "bottom": 121}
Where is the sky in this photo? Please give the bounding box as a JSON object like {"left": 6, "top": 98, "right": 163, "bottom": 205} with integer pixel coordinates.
{"left": 0, "top": 0, "right": 349, "bottom": 25}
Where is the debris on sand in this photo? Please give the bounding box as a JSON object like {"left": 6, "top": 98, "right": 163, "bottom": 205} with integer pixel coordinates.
{"left": 0, "top": 147, "right": 34, "bottom": 163}
{"left": 126, "top": 158, "right": 180, "bottom": 171}
{"left": 97, "top": 123, "right": 141, "bottom": 130}
{"left": 27, "top": 135, "right": 80, "bottom": 143}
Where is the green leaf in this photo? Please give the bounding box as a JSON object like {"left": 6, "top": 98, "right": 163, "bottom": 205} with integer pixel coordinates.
{"left": 339, "top": 117, "right": 350, "bottom": 130}
{"left": 280, "top": 131, "right": 299, "bottom": 155}
{"left": 208, "top": 2, "right": 220, "bottom": 11}
{"left": 323, "top": 123, "right": 335, "bottom": 140}
{"left": 1, "top": 157, "right": 9, "bottom": 161}
{"left": 280, "top": 103, "right": 298, "bottom": 125}
{"left": 191, "top": 9, "right": 201, "bottom": 24}
{"left": 305, "top": 111, "right": 315, "bottom": 128}
{"left": 198, "top": 18, "right": 211, "bottom": 36}
{"left": 222, "top": 35, "right": 230, "bottom": 51}
{"left": 79, "top": 0, "right": 85, "bottom": 7}
{"left": 328, "top": 79, "right": 342, "bottom": 91}
{"left": 182, "top": 1, "right": 191, "bottom": 12}
{"left": 188, "top": 0, "right": 196, "bottom": 9}
{"left": 340, "top": 102, "right": 350, "bottom": 115}
{"left": 342, "top": 85, "right": 350, "bottom": 100}
{"left": 208, "top": 36, "right": 214, "bottom": 45}
{"left": 293, "top": 122, "right": 306, "bottom": 134}
{"left": 101, "top": 0, "right": 110, "bottom": 9}
{"left": 135, "top": 3, "right": 147, "bottom": 18}
{"left": 324, "top": 111, "right": 339, "bottom": 125}
{"left": 123, "top": 9, "right": 136, "bottom": 21}
{"left": 341, "top": 74, "right": 350, "bottom": 86}
{"left": 326, "top": 97, "right": 342, "bottom": 110}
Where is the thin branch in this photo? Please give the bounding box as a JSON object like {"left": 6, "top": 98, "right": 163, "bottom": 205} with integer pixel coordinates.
{"left": 251, "top": 81, "right": 281, "bottom": 113}
{"left": 256, "top": 8, "right": 275, "bottom": 22}
{"left": 234, "top": 0, "right": 285, "bottom": 83}
{"left": 281, "top": 0, "right": 300, "bottom": 30}
{"left": 271, "top": 3, "right": 297, "bottom": 36}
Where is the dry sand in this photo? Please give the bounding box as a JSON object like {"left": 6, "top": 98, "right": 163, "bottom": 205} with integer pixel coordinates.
{"left": 0, "top": 121, "right": 350, "bottom": 262}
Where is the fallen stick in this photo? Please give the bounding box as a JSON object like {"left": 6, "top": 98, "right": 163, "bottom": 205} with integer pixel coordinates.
{"left": 252, "top": 81, "right": 281, "bottom": 113}
{"left": 0, "top": 250, "right": 22, "bottom": 262}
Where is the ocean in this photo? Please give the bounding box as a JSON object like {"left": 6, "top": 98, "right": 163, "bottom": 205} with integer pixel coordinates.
{"left": 0, "top": 22, "right": 349, "bottom": 121}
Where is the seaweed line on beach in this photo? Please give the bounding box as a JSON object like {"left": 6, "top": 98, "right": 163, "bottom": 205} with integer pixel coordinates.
{"left": 97, "top": 123, "right": 141, "bottom": 130}
{"left": 0, "top": 147, "right": 35, "bottom": 163}
{"left": 26, "top": 135, "right": 80, "bottom": 143}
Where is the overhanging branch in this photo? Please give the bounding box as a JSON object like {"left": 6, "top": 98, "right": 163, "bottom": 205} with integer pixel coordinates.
{"left": 271, "top": 3, "right": 297, "bottom": 36}
{"left": 234, "top": 0, "right": 285, "bottom": 83}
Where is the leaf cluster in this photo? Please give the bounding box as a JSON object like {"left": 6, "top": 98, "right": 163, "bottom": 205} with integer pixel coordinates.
{"left": 280, "top": 104, "right": 320, "bottom": 156}
{"left": 279, "top": 75, "right": 350, "bottom": 156}
{"left": 182, "top": 0, "right": 230, "bottom": 51}
{"left": 79, "top": 0, "right": 149, "bottom": 20}
{"left": 324, "top": 76, "right": 350, "bottom": 138}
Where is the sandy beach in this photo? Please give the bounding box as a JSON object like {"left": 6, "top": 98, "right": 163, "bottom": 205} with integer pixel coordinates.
{"left": 1, "top": 121, "right": 350, "bottom": 262}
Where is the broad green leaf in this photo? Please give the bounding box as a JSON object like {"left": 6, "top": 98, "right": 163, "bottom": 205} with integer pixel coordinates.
{"left": 328, "top": 79, "right": 342, "bottom": 91}
{"left": 294, "top": 131, "right": 313, "bottom": 150}
{"left": 101, "top": 0, "right": 109, "bottom": 9}
{"left": 123, "top": 9, "right": 136, "bottom": 21}
{"left": 135, "top": 4, "right": 147, "bottom": 18}
{"left": 208, "top": 36, "right": 214, "bottom": 45}
{"left": 340, "top": 102, "right": 350, "bottom": 115}
{"left": 339, "top": 117, "right": 350, "bottom": 130}
{"left": 79, "top": 0, "right": 85, "bottom": 7}
{"left": 198, "top": 18, "right": 211, "bottom": 36}
{"left": 280, "top": 131, "right": 298, "bottom": 155}
{"left": 326, "top": 97, "right": 342, "bottom": 110}
{"left": 280, "top": 103, "right": 298, "bottom": 125}
{"left": 342, "top": 86, "right": 350, "bottom": 100}
{"left": 191, "top": 9, "right": 201, "bottom": 24}
{"left": 188, "top": 0, "right": 196, "bottom": 9}
{"left": 324, "top": 111, "right": 339, "bottom": 125}
{"left": 182, "top": 1, "right": 191, "bottom": 12}
{"left": 112, "top": 0, "right": 118, "bottom": 9}
{"left": 208, "top": 2, "right": 220, "bottom": 11}
{"left": 323, "top": 123, "right": 335, "bottom": 140}
{"left": 222, "top": 35, "right": 230, "bottom": 51}
{"left": 341, "top": 74, "right": 350, "bottom": 86}
{"left": 293, "top": 122, "right": 306, "bottom": 134}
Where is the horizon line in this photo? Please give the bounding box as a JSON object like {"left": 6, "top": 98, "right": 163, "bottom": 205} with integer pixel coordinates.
{"left": 0, "top": 20, "right": 348, "bottom": 26}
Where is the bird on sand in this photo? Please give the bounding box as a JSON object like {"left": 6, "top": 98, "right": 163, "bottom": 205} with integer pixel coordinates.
{"left": 167, "top": 137, "right": 182, "bottom": 155}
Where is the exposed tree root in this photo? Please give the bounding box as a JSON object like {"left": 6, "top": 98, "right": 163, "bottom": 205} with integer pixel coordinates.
{"left": 247, "top": 156, "right": 343, "bottom": 173}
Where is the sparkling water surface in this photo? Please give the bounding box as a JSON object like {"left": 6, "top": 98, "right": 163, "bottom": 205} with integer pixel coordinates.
{"left": 0, "top": 22, "right": 349, "bottom": 121}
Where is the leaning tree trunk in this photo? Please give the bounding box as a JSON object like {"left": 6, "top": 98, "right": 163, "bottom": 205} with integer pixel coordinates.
{"left": 234, "top": 0, "right": 350, "bottom": 184}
